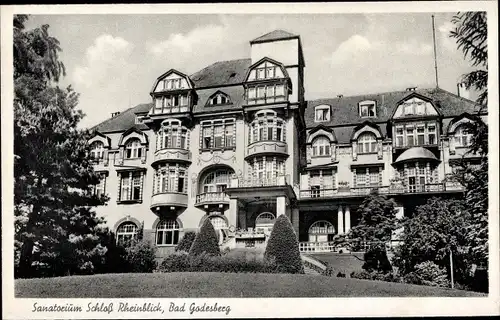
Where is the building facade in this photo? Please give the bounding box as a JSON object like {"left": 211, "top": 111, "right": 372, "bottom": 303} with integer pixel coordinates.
{"left": 88, "top": 30, "right": 486, "bottom": 258}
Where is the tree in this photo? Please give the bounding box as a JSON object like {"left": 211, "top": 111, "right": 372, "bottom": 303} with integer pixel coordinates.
{"left": 392, "top": 198, "right": 472, "bottom": 285}
{"left": 450, "top": 11, "right": 488, "bottom": 267}
{"left": 14, "top": 15, "right": 108, "bottom": 277}
{"left": 348, "top": 190, "right": 399, "bottom": 245}
{"left": 189, "top": 219, "right": 220, "bottom": 256}
{"left": 264, "top": 215, "right": 304, "bottom": 274}
{"left": 175, "top": 231, "right": 196, "bottom": 252}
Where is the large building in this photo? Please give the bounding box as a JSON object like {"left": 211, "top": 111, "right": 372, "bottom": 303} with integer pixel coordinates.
{"left": 88, "top": 30, "right": 486, "bottom": 258}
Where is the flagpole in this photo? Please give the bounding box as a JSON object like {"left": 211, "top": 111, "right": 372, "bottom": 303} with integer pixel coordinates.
{"left": 432, "top": 14, "right": 439, "bottom": 88}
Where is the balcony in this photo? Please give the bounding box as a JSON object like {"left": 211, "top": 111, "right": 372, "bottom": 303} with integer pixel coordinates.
{"left": 195, "top": 192, "right": 230, "bottom": 207}
{"left": 299, "top": 182, "right": 464, "bottom": 199}
{"left": 150, "top": 192, "right": 188, "bottom": 210}
{"left": 152, "top": 148, "right": 191, "bottom": 165}
{"left": 245, "top": 140, "right": 288, "bottom": 160}
{"left": 231, "top": 174, "right": 290, "bottom": 188}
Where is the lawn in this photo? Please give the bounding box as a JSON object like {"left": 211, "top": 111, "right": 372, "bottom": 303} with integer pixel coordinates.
{"left": 307, "top": 253, "right": 365, "bottom": 275}
{"left": 15, "top": 272, "right": 484, "bottom": 298}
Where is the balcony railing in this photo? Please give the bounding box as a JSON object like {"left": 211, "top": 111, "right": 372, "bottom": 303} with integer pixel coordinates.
{"left": 300, "top": 182, "right": 463, "bottom": 199}
{"left": 195, "top": 192, "right": 230, "bottom": 205}
{"left": 230, "top": 174, "right": 290, "bottom": 188}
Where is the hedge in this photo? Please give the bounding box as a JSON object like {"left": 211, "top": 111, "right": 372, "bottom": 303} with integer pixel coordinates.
{"left": 189, "top": 218, "right": 220, "bottom": 257}
{"left": 264, "top": 215, "right": 304, "bottom": 274}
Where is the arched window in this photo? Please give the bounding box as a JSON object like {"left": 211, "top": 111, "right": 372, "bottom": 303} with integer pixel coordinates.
{"left": 116, "top": 222, "right": 138, "bottom": 245}
{"left": 308, "top": 220, "right": 335, "bottom": 242}
{"left": 312, "top": 136, "right": 331, "bottom": 156}
{"left": 357, "top": 132, "right": 377, "bottom": 154}
{"left": 250, "top": 110, "right": 284, "bottom": 143}
{"left": 158, "top": 120, "right": 188, "bottom": 150}
{"left": 255, "top": 212, "right": 276, "bottom": 235}
{"left": 201, "top": 169, "right": 232, "bottom": 193}
{"left": 209, "top": 92, "right": 230, "bottom": 105}
{"left": 156, "top": 219, "right": 180, "bottom": 245}
{"left": 454, "top": 125, "right": 473, "bottom": 147}
{"left": 125, "top": 138, "right": 143, "bottom": 159}
{"left": 90, "top": 141, "right": 105, "bottom": 160}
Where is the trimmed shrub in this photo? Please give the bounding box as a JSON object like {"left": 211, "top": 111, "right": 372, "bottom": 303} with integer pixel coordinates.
{"left": 322, "top": 265, "right": 335, "bottom": 277}
{"left": 362, "top": 246, "right": 392, "bottom": 273}
{"left": 189, "top": 219, "right": 220, "bottom": 257}
{"left": 403, "top": 261, "right": 449, "bottom": 288}
{"left": 350, "top": 270, "right": 373, "bottom": 280}
{"left": 159, "top": 251, "right": 190, "bottom": 272}
{"left": 158, "top": 251, "right": 278, "bottom": 274}
{"left": 337, "top": 271, "right": 346, "bottom": 278}
{"left": 264, "top": 215, "right": 304, "bottom": 274}
{"left": 175, "top": 231, "right": 196, "bottom": 252}
{"left": 125, "top": 239, "right": 157, "bottom": 273}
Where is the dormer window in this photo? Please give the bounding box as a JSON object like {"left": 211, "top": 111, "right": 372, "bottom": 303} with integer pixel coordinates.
{"left": 90, "top": 141, "right": 105, "bottom": 160}
{"left": 209, "top": 92, "right": 230, "bottom": 105}
{"left": 163, "top": 78, "right": 182, "bottom": 90}
{"left": 315, "top": 105, "right": 330, "bottom": 122}
{"left": 359, "top": 101, "right": 376, "bottom": 118}
{"left": 312, "top": 136, "right": 331, "bottom": 156}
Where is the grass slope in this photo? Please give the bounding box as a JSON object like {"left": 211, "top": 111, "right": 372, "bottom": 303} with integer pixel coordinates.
{"left": 307, "top": 253, "right": 365, "bottom": 275}
{"left": 16, "top": 272, "right": 484, "bottom": 298}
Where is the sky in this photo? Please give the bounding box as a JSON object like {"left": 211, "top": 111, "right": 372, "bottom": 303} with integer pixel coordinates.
{"left": 25, "top": 13, "right": 476, "bottom": 129}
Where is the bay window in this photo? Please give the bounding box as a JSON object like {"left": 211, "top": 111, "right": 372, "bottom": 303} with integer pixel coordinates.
{"left": 154, "top": 164, "right": 188, "bottom": 194}
{"left": 250, "top": 156, "right": 285, "bottom": 185}
{"left": 157, "top": 120, "right": 189, "bottom": 150}
{"left": 153, "top": 93, "right": 189, "bottom": 114}
{"left": 200, "top": 119, "right": 235, "bottom": 150}
{"left": 250, "top": 111, "right": 285, "bottom": 143}
{"left": 247, "top": 83, "right": 286, "bottom": 105}
{"left": 118, "top": 171, "right": 144, "bottom": 202}
{"left": 394, "top": 122, "right": 439, "bottom": 148}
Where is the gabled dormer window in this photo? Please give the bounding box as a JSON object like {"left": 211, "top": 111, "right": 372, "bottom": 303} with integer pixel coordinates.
{"left": 359, "top": 101, "right": 376, "bottom": 118}
{"left": 208, "top": 92, "right": 230, "bottom": 105}
{"left": 315, "top": 105, "right": 330, "bottom": 122}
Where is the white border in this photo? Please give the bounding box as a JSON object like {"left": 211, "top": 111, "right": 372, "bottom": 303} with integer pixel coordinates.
{"left": 2, "top": 2, "right": 499, "bottom": 318}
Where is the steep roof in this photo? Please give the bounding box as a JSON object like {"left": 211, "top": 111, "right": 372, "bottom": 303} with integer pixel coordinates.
{"left": 190, "top": 58, "right": 251, "bottom": 88}
{"left": 305, "top": 87, "right": 479, "bottom": 128}
{"left": 250, "top": 30, "right": 299, "bottom": 44}
{"left": 91, "top": 103, "right": 152, "bottom": 133}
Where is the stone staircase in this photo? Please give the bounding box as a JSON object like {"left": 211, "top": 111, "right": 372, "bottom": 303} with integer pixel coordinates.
{"left": 303, "top": 264, "right": 321, "bottom": 275}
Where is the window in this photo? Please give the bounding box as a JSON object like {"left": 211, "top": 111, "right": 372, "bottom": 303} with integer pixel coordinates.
{"left": 125, "top": 139, "right": 143, "bottom": 159}
{"left": 252, "top": 61, "right": 280, "bottom": 80}
{"left": 359, "top": 102, "right": 376, "bottom": 118}
{"left": 395, "top": 126, "right": 404, "bottom": 147}
{"left": 357, "top": 132, "right": 377, "bottom": 153}
{"left": 428, "top": 124, "right": 436, "bottom": 145}
{"left": 155, "top": 164, "right": 187, "bottom": 194}
{"left": 406, "top": 127, "right": 415, "bottom": 147}
{"left": 417, "top": 126, "right": 425, "bottom": 146}
{"left": 202, "top": 127, "right": 212, "bottom": 148}
{"left": 163, "top": 78, "right": 182, "bottom": 90}
{"left": 225, "top": 124, "right": 234, "bottom": 147}
{"left": 135, "top": 115, "right": 146, "bottom": 124}
{"left": 116, "top": 222, "right": 138, "bottom": 245}
{"left": 214, "top": 124, "right": 224, "bottom": 148}
{"left": 90, "top": 141, "right": 105, "bottom": 161}
{"left": 250, "top": 111, "right": 285, "bottom": 143}
{"left": 404, "top": 102, "right": 414, "bottom": 115}
{"left": 309, "top": 220, "right": 335, "bottom": 242}
{"left": 455, "top": 125, "right": 472, "bottom": 147}
{"left": 200, "top": 119, "right": 235, "bottom": 150}
{"left": 119, "top": 171, "right": 143, "bottom": 202}
{"left": 315, "top": 106, "right": 330, "bottom": 122}
{"left": 355, "top": 167, "right": 380, "bottom": 187}
{"left": 209, "top": 92, "right": 230, "bottom": 105}
{"left": 158, "top": 120, "right": 189, "bottom": 150}
{"left": 94, "top": 173, "right": 106, "bottom": 198}
{"left": 201, "top": 169, "right": 232, "bottom": 193}
{"left": 312, "top": 136, "right": 331, "bottom": 156}
{"left": 251, "top": 156, "right": 285, "bottom": 184}
{"left": 156, "top": 220, "right": 180, "bottom": 246}
{"left": 154, "top": 94, "right": 188, "bottom": 114}
{"left": 247, "top": 83, "right": 286, "bottom": 105}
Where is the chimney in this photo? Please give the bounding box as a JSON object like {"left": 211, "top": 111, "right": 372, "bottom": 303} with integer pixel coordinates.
{"left": 111, "top": 111, "right": 121, "bottom": 118}
{"left": 337, "top": 94, "right": 343, "bottom": 98}
{"left": 457, "top": 83, "right": 470, "bottom": 99}
{"left": 406, "top": 87, "right": 417, "bottom": 92}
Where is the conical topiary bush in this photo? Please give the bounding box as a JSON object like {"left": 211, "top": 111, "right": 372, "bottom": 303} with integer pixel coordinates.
{"left": 189, "top": 218, "right": 221, "bottom": 256}
{"left": 175, "top": 231, "right": 196, "bottom": 252}
{"left": 264, "top": 214, "right": 304, "bottom": 274}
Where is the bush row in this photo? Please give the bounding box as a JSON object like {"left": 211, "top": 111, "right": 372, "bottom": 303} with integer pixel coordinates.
{"left": 158, "top": 251, "right": 280, "bottom": 274}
